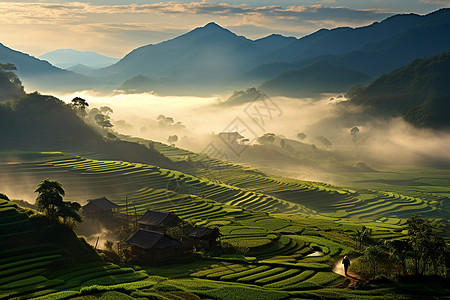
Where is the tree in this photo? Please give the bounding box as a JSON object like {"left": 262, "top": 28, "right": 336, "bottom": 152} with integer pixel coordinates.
{"left": 35, "top": 179, "right": 65, "bottom": 221}
{"left": 94, "top": 114, "right": 113, "bottom": 129}
{"left": 296, "top": 133, "right": 306, "bottom": 141}
{"left": 350, "top": 126, "right": 360, "bottom": 138}
{"left": 257, "top": 133, "right": 276, "bottom": 144}
{"left": 0, "top": 63, "right": 24, "bottom": 95}
{"left": 105, "top": 240, "right": 114, "bottom": 251}
{"left": 157, "top": 114, "right": 174, "bottom": 127}
{"left": 364, "top": 245, "right": 386, "bottom": 278}
{"left": 167, "top": 134, "right": 178, "bottom": 145}
{"left": 100, "top": 106, "right": 113, "bottom": 115}
{"left": 157, "top": 115, "right": 185, "bottom": 129}
{"left": 407, "top": 214, "right": 446, "bottom": 275}
{"left": 0, "top": 63, "right": 16, "bottom": 71}
{"left": 58, "top": 201, "right": 82, "bottom": 227}
{"left": 71, "top": 97, "right": 89, "bottom": 117}
{"left": 353, "top": 226, "right": 372, "bottom": 249}
{"left": 384, "top": 239, "right": 412, "bottom": 276}
{"left": 35, "top": 179, "right": 82, "bottom": 228}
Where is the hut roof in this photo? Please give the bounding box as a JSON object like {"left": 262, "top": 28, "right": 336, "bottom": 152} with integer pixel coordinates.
{"left": 138, "top": 210, "right": 180, "bottom": 227}
{"left": 219, "top": 131, "right": 244, "bottom": 139}
{"left": 126, "top": 229, "right": 180, "bottom": 250}
{"left": 85, "top": 197, "right": 119, "bottom": 210}
{"left": 189, "top": 227, "right": 220, "bottom": 239}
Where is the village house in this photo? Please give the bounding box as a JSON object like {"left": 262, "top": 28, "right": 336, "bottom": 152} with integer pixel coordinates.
{"left": 82, "top": 197, "right": 120, "bottom": 218}
{"left": 137, "top": 210, "right": 182, "bottom": 232}
{"left": 121, "top": 210, "right": 221, "bottom": 263}
{"left": 218, "top": 131, "right": 245, "bottom": 145}
{"left": 188, "top": 227, "right": 221, "bottom": 251}
{"left": 125, "top": 229, "right": 182, "bottom": 263}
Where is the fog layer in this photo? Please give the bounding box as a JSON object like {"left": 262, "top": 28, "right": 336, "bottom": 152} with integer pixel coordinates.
{"left": 57, "top": 90, "right": 450, "bottom": 168}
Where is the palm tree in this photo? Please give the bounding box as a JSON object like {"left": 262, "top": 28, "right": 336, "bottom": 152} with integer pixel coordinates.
{"left": 353, "top": 226, "right": 372, "bottom": 249}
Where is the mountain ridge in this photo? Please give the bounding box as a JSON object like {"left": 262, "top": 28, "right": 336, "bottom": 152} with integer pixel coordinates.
{"left": 39, "top": 49, "right": 119, "bottom": 69}
{"left": 344, "top": 51, "right": 450, "bottom": 128}
{"left": 0, "top": 43, "right": 94, "bottom": 91}
{"left": 1, "top": 9, "right": 449, "bottom": 95}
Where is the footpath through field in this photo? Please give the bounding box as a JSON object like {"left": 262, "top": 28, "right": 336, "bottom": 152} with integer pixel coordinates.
{"left": 332, "top": 258, "right": 367, "bottom": 289}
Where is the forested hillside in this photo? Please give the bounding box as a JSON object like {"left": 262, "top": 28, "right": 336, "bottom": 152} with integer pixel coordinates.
{"left": 345, "top": 51, "right": 450, "bottom": 128}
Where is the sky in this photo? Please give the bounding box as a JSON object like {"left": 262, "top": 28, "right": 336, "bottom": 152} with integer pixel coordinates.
{"left": 0, "top": 0, "right": 448, "bottom": 58}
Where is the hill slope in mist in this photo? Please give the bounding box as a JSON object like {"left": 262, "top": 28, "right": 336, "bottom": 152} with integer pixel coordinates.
{"left": 0, "top": 78, "right": 172, "bottom": 167}
{"left": 345, "top": 51, "right": 450, "bottom": 128}
{"left": 260, "top": 61, "right": 372, "bottom": 98}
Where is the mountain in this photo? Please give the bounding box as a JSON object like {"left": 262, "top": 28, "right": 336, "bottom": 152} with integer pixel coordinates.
{"left": 104, "top": 9, "right": 449, "bottom": 95}
{"left": 243, "top": 8, "right": 450, "bottom": 81}
{"left": 345, "top": 51, "right": 450, "bottom": 128}
{"left": 0, "top": 43, "right": 93, "bottom": 91}
{"left": 95, "top": 22, "right": 291, "bottom": 91}
{"left": 39, "top": 49, "right": 120, "bottom": 69}
{"left": 264, "top": 9, "right": 449, "bottom": 63}
{"left": 2, "top": 9, "right": 449, "bottom": 95}
{"left": 253, "top": 34, "right": 297, "bottom": 52}
{"left": 260, "top": 61, "right": 372, "bottom": 98}
{"left": 67, "top": 64, "right": 96, "bottom": 76}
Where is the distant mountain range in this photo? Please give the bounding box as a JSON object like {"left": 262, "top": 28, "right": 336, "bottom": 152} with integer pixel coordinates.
{"left": 344, "top": 51, "right": 450, "bottom": 129}
{"left": 101, "top": 8, "right": 450, "bottom": 95}
{"left": 0, "top": 43, "right": 94, "bottom": 92}
{"left": 0, "top": 8, "right": 449, "bottom": 95}
{"left": 39, "top": 49, "right": 120, "bottom": 70}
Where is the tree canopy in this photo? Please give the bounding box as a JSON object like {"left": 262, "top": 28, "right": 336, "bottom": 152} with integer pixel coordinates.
{"left": 35, "top": 179, "right": 82, "bottom": 228}
{"left": 71, "top": 97, "right": 89, "bottom": 117}
{"left": 0, "top": 63, "right": 24, "bottom": 100}
{"left": 257, "top": 133, "right": 276, "bottom": 144}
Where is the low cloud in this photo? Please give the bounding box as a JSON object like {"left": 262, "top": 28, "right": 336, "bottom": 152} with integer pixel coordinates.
{"left": 419, "top": 0, "right": 450, "bottom": 6}
{"left": 0, "top": 2, "right": 392, "bottom": 22}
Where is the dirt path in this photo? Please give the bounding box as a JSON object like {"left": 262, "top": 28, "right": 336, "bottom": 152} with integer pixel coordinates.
{"left": 331, "top": 258, "right": 367, "bottom": 289}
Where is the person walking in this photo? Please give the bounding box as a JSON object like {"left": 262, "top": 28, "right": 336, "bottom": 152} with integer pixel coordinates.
{"left": 342, "top": 255, "right": 351, "bottom": 276}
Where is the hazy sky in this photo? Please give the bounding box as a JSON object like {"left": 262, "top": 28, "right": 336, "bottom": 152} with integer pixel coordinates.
{"left": 0, "top": 0, "right": 448, "bottom": 58}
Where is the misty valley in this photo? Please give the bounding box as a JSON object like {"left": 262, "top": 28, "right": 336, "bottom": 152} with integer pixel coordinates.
{"left": 0, "top": 7, "right": 450, "bottom": 300}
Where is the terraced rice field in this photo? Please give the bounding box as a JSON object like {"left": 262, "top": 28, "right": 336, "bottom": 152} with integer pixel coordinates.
{"left": 2, "top": 148, "right": 446, "bottom": 299}
{"left": 1, "top": 150, "right": 444, "bottom": 225}
{"left": 0, "top": 199, "right": 160, "bottom": 299}
{"left": 189, "top": 245, "right": 342, "bottom": 291}
{"left": 144, "top": 144, "right": 446, "bottom": 222}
